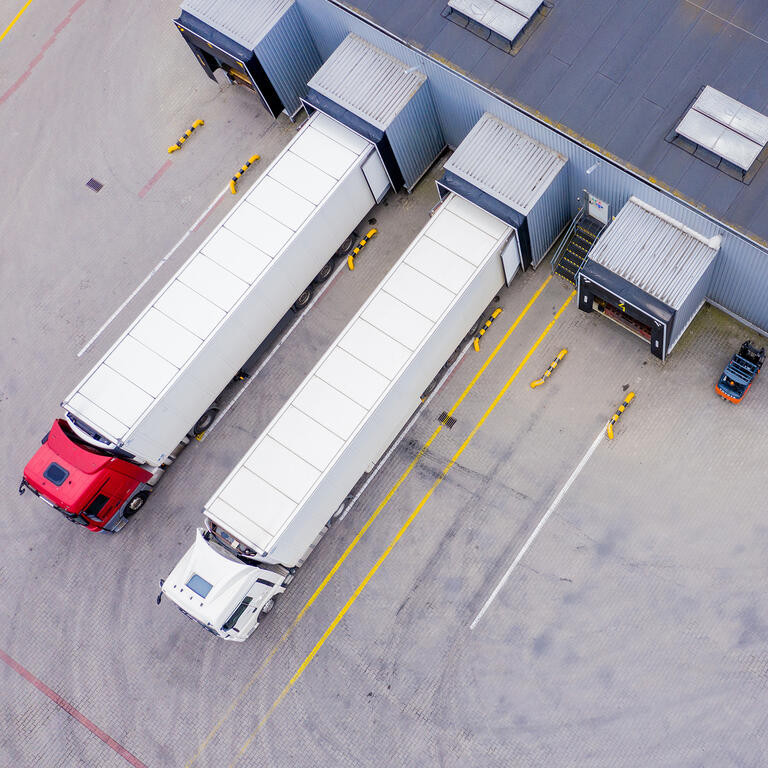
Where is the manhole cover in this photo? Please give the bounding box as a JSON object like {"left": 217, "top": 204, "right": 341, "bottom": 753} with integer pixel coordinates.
{"left": 86, "top": 178, "right": 103, "bottom": 192}
{"left": 438, "top": 411, "right": 456, "bottom": 429}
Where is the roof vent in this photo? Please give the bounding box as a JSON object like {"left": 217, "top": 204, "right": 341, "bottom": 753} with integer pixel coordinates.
{"left": 442, "top": 0, "right": 548, "bottom": 53}
{"left": 669, "top": 86, "right": 768, "bottom": 182}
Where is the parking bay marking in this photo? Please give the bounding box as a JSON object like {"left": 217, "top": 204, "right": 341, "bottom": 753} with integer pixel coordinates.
{"left": 185, "top": 275, "right": 555, "bottom": 768}
{"left": 225, "top": 289, "right": 576, "bottom": 767}
{"left": 470, "top": 420, "right": 608, "bottom": 630}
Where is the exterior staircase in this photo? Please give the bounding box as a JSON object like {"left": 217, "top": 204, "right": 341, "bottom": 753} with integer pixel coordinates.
{"left": 552, "top": 211, "right": 604, "bottom": 284}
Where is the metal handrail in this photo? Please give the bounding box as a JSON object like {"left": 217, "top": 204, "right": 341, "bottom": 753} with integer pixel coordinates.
{"left": 550, "top": 207, "right": 584, "bottom": 273}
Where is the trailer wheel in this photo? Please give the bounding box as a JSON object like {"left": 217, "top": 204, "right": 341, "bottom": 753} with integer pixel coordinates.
{"left": 336, "top": 233, "right": 356, "bottom": 256}
{"left": 420, "top": 378, "right": 438, "bottom": 400}
{"left": 468, "top": 316, "right": 483, "bottom": 338}
{"left": 260, "top": 597, "right": 275, "bottom": 616}
{"left": 313, "top": 258, "right": 335, "bottom": 284}
{"left": 124, "top": 491, "right": 149, "bottom": 517}
{"left": 193, "top": 408, "right": 218, "bottom": 436}
{"left": 444, "top": 345, "right": 462, "bottom": 369}
{"left": 292, "top": 286, "right": 313, "bottom": 312}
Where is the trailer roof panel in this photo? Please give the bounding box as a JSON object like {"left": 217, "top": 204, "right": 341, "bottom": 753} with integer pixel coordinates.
{"left": 266, "top": 151, "right": 336, "bottom": 206}
{"left": 406, "top": 237, "right": 475, "bottom": 293}
{"left": 293, "top": 377, "right": 367, "bottom": 440}
{"left": 427, "top": 208, "right": 502, "bottom": 267}
{"left": 179, "top": 0, "right": 294, "bottom": 50}
{"left": 204, "top": 193, "right": 513, "bottom": 556}
{"left": 77, "top": 366, "right": 153, "bottom": 432}
{"left": 361, "top": 291, "right": 433, "bottom": 351}
{"left": 316, "top": 348, "right": 390, "bottom": 410}
{"left": 338, "top": 319, "right": 411, "bottom": 380}
{"left": 245, "top": 176, "right": 316, "bottom": 231}
{"left": 225, "top": 204, "right": 292, "bottom": 258}
{"left": 201, "top": 228, "right": 271, "bottom": 285}
{"left": 444, "top": 194, "right": 510, "bottom": 240}
{"left": 312, "top": 110, "right": 371, "bottom": 154}
{"left": 244, "top": 437, "right": 320, "bottom": 504}
{"left": 65, "top": 393, "right": 129, "bottom": 442}
{"left": 383, "top": 263, "right": 455, "bottom": 322}
{"left": 308, "top": 34, "right": 426, "bottom": 131}
{"left": 289, "top": 124, "right": 360, "bottom": 180}
{"left": 207, "top": 497, "right": 273, "bottom": 550}
{"left": 129, "top": 309, "right": 201, "bottom": 369}
{"left": 104, "top": 336, "right": 177, "bottom": 399}
{"left": 270, "top": 407, "right": 344, "bottom": 471}
{"left": 178, "top": 254, "right": 249, "bottom": 312}
{"left": 219, "top": 468, "right": 294, "bottom": 538}
{"left": 155, "top": 281, "right": 225, "bottom": 340}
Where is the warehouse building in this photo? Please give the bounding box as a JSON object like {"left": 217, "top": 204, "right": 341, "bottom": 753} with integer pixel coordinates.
{"left": 173, "top": 0, "right": 768, "bottom": 355}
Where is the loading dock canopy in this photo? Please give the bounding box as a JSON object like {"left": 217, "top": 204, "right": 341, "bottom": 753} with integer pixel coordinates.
{"left": 578, "top": 196, "right": 721, "bottom": 359}
{"left": 179, "top": 0, "right": 293, "bottom": 51}
{"left": 439, "top": 112, "right": 567, "bottom": 268}
{"left": 303, "top": 34, "right": 445, "bottom": 190}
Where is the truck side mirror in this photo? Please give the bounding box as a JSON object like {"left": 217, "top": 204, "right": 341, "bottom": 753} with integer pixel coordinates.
{"left": 156, "top": 579, "right": 164, "bottom": 605}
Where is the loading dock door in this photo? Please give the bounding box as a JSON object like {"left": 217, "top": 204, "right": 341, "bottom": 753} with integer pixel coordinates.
{"left": 500, "top": 232, "right": 522, "bottom": 285}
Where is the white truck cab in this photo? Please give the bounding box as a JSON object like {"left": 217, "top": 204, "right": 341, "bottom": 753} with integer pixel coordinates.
{"left": 161, "top": 528, "right": 287, "bottom": 641}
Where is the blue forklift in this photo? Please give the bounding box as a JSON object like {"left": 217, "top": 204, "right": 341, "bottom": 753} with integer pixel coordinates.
{"left": 715, "top": 340, "right": 765, "bottom": 403}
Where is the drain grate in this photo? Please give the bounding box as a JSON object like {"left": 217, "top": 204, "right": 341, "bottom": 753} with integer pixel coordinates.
{"left": 86, "top": 178, "right": 104, "bottom": 192}
{"left": 438, "top": 411, "right": 457, "bottom": 429}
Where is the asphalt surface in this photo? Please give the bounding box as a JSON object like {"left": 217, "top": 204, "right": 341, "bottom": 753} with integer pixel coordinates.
{"left": 2, "top": 3, "right": 768, "bottom": 768}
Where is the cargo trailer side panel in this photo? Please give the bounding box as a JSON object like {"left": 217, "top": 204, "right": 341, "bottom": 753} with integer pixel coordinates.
{"left": 63, "top": 113, "right": 385, "bottom": 465}
{"left": 205, "top": 194, "right": 510, "bottom": 566}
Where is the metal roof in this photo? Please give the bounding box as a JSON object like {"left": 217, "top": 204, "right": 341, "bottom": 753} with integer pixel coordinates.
{"left": 444, "top": 112, "right": 567, "bottom": 216}
{"left": 179, "top": 0, "right": 293, "bottom": 50}
{"left": 586, "top": 196, "right": 721, "bottom": 309}
{"left": 676, "top": 86, "right": 768, "bottom": 171}
{"left": 307, "top": 34, "right": 426, "bottom": 131}
{"left": 205, "top": 193, "right": 512, "bottom": 556}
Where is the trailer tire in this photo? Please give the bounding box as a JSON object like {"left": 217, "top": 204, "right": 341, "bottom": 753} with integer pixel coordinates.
{"left": 336, "top": 233, "right": 356, "bottom": 256}
{"left": 313, "top": 258, "right": 335, "bottom": 284}
{"left": 193, "top": 408, "right": 218, "bottom": 436}
{"left": 420, "top": 378, "right": 438, "bottom": 400}
{"left": 444, "top": 345, "right": 462, "bottom": 369}
{"left": 292, "top": 286, "right": 313, "bottom": 312}
{"left": 468, "top": 316, "right": 483, "bottom": 338}
{"left": 124, "top": 491, "right": 149, "bottom": 517}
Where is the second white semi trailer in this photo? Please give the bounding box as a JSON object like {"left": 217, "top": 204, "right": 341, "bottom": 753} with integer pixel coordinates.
{"left": 160, "top": 192, "right": 516, "bottom": 639}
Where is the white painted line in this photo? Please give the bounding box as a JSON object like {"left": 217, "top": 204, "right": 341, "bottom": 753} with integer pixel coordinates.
{"left": 337, "top": 340, "right": 472, "bottom": 522}
{"left": 200, "top": 260, "right": 348, "bottom": 441}
{"left": 470, "top": 423, "right": 608, "bottom": 630}
{"left": 76, "top": 185, "right": 230, "bottom": 357}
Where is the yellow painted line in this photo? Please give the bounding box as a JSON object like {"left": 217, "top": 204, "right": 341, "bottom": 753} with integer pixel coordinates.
{"left": 185, "top": 274, "right": 553, "bottom": 768}
{"left": 227, "top": 289, "right": 576, "bottom": 766}
{"left": 0, "top": 0, "right": 34, "bottom": 44}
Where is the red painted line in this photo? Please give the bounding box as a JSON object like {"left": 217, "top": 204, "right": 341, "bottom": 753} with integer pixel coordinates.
{"left": 192, "top": 194, "right": 226, "bottom": 231}
{"left": 0, "top": 648, "right": 148, "bottom": 768}
{"left": 138, "top": 158, "right": 172, "bottom": 199}
{"left": 0, "top": 0, "right": 88, "bottom": 107}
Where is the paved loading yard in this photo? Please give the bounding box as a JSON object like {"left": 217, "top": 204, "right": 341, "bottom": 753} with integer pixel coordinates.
{"left": 3, "top": 3, "right": 768, "bottom": 768}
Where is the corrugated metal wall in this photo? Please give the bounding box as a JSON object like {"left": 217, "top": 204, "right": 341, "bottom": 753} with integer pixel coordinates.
{"left": 528, "top": 163, "right": 570, "bottom": 267}
{"left": 389, "top": 82, "right": 445, "bottom": 190}
{"left": 255, "top": 3, "right": 321, "bottom": 116}
{"left": 671, "top": 262, "right": 715, "bottom": 351}
{"left": 294, "top": 0, "right": 768, "bottom": 333}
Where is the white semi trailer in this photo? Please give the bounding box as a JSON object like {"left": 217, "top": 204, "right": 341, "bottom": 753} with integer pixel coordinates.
{"left": 21, "top": 111, "right": 390, "bottom": 532}
{"left": 160, "top": 192, "right": 515, "bottom": 639}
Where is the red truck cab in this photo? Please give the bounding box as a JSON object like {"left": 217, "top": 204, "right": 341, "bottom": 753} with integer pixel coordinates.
{"left": 20, "top": 419, "right": 152, "bottom": 532}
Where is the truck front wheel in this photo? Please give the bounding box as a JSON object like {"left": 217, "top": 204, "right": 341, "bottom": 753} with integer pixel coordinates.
{"left": 260, "top": 597, "right": 275, "bottom": 615}
{"left": 124, "top": 491, "right": 149, "bottom": 517}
